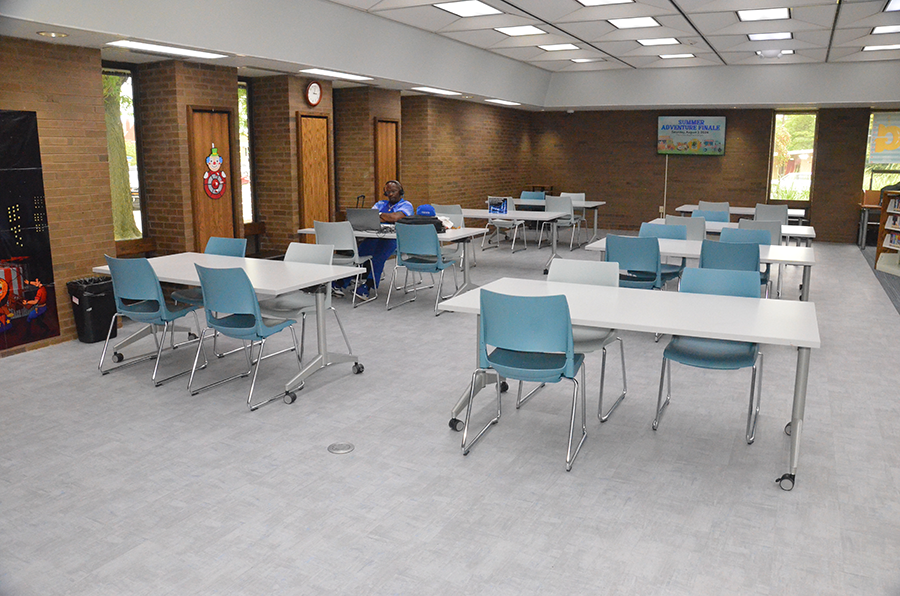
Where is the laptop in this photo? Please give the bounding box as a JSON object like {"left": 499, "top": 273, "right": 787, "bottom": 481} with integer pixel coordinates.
{"left": 346, "top": 208, "right": 384, "bottom": 231}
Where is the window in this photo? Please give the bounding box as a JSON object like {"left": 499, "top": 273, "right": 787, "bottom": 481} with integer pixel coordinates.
{"left": 102, "top": 68, "right": 143, "bottom": 239}
{"left": 864, "top": 112, "right": 900, "bottom": 191}
{"left": 238, "top": 81, "right": 255, "bottom": 224}
{"left": 770, "top": 112, "right": 816, "bottom": 202}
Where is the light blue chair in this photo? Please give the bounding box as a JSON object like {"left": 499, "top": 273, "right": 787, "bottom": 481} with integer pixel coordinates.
{"left": 520, "top": 190, "right": 545, "bottom": 202}
{"left": 187, "top": 265, "right": 302, "bottom": 411}
{"left": 604, "top": 235, "right": 662, "bottom": 289}
{"left": 171, "top": 237, "right": 247, "bottom": 306}
{"left": 461, "top": 289, "right": 587, "bottom": 471}
{"left": 653, "top": 268, "right": 764, "bottom": 444}
{"left": 699, "top": 239, "right": 760, "bottom": 278}
{"left": 720, "top": 227, "right": 772, "bottom": 296}
{"left": 99, "top": 255, "right": 204, "bottom": 386}
{"left": 692, "top": 209, "right": 730, "bottom": 223}
{"left": 639, "top": 222, "right": 688, "bottom": 286}
{"left": 548, "top": 259, "right": 626, "bottom": 422}
{"left": 386, "top": 223, "right": 459, "bottom": 315}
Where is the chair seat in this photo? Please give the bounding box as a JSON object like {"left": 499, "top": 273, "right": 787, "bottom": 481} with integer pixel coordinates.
{"left": 664, "top": 336, "right": 758, "bottom": 370}
{"left": 258, "top": 292, "right": 316, "bottom": 314}
{"left": 170, "top": 287, "right": 203, "bottom": 306}
{"left": 572, "top": 325, "right": 616, "bottom": 353}
{"left": 487, "top": 347, "right": 585, "bottom": 383}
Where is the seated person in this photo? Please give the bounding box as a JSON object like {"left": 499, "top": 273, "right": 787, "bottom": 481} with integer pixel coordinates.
{"left": 355, "top": 180, "right": 413, "bottom": 297}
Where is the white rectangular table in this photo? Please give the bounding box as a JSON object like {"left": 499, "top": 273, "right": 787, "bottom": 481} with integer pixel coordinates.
{"left": 439, "top": 277, "right": 820, "bottom": 490}
{"left": 675, "top": 204, "right": 807, "bottom": 222}
{"left": 513, "top": 198, "right": 607, "bottom": 242}
{"left": 462, "top": 208, "right": 566, "bottom": 273}
{"left": 649, "top": 218, "right": 816, "bottom": 245}
{"left": 586, "top": 237, "right": 816, "bottom": 300}
{"left": 95, "top": 252, "right": 366, "bottom": 394}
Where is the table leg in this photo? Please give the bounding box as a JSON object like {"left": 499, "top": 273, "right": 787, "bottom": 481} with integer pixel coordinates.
{"left": 543, "top": 221, "right": 559, "bottom": 274}
{"left": 800, "top": 264, "right": 811, "bottom": 301}
{"left": 285, "top": 284, "right": 360, "bottom": 393}
{"left": 777, "top": 347, "right": 811, "bottom": 491}
{"left": 453, "top": 239, "right": 477, "bottom": 296}
{"left": 858, "top": 208, "right": 868, "bottom": 249}
{"left": 589, "top": 208, "right": 600, "bottom": 243}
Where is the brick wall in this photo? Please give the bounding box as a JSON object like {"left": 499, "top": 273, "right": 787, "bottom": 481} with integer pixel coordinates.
{"left": 0, "top": 36, "right": 112, "bottom": 353}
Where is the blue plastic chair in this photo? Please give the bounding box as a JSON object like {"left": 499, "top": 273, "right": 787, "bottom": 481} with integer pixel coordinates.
{"left": 99, "top": 255, "right": 204, "bottom": 386}
{"left": 187, "top": 265, "right": 302, "bottom": 411}
{"left": 520, "top": 190, "right": 545, "bottom": 202}
{"left": 171, "top": 237, "right": 247, "bottom": 306}
{"left": 461, "top": 290, "right": 587, "bottom": 470}
{"left": 604, "top": 235, "right": 662, "bottom": 289}
{"left": 654, "top": 268, "right": 764, "bottom": 444}
{"left": 639, "top": 222, "right": 688, "bottom": 285}
{"left": 692, "top": 209, "right": 730, "bottom": 223}
{"left": 699, "top": 239, "right": 760, "bottom": 279}
{"left": 548, "top": 259, "right": 627, "bottom": 422}
{"left": 720, "top": 227, "right": 773, "bottom": 295}
{"left": 386, "top": 223, "right": 459, "bottom": 315}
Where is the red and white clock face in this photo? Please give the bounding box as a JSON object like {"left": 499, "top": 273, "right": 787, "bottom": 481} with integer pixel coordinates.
{"left": 307, "top": 81, "right": 322, "bottom": 106}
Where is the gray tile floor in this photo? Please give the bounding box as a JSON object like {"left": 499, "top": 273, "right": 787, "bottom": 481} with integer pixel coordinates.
{"left": 2, "top": 237, "right": 899, "bottom": 595}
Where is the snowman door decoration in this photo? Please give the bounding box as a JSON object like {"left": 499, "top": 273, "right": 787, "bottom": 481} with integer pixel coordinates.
{"left": 203, "top": 143, "right": 227, "bottom": 200}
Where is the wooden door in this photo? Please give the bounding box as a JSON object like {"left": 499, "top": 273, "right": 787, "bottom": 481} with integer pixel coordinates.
{"left": 375, "top": 119, "right": 399, "bottom": 198}
{"left": 298, "top": 114, "right": 330, "bottom": 229}
{"left": 189, "top": 109, "right": 235, "bottom": 251}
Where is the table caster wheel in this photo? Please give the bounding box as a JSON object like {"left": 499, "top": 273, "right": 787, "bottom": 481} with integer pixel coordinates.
{"left": 284, "top": 391, "right": 297, "bottom": 405}
{"left": 188, "top": 332, "right": 198, "bottom": 340}
{"left": 449, "top": 418, "right": 464, "bottom": 432}
{"left": 543, "top": 269, "right": 549, "bottom": 275}
{"left": 113, "top": 352, "right": 124, "bottom": 363}
{"left": 500, "top": 381, "right": 509, "bottom": 393}
{"left": 776, "top": 473, "right": 795, "bottom": 491}
{"left": 784, "top": 422, "right": 791, "bottom": 436}
{"left": 352, "top": 363, "right": 364, "bottom": 374}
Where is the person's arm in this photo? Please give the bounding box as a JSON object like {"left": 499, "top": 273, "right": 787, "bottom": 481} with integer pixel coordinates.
{"left": 380, "top": 210, "right": 406, "bottom": 223}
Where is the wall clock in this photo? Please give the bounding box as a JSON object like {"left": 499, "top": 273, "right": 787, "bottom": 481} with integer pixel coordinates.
{"left": 306, "top": 81, "right": 322, "bottom": 107}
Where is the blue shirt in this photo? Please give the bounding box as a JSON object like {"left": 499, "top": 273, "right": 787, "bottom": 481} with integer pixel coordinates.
{"left": 373, "top": 198, "right": 414, "bottom": 217}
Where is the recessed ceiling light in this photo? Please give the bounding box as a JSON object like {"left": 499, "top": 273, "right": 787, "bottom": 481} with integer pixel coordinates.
{"left": 37, "top": 31, "right": 68, "bottom": 38}
{"left": 539, "top": 43, "right": 579, "bottom": 51}
{"left": 300, "top": 68, "right": 373, "bottom": 81}
{"left": 486, "top": 99, "right": 520, "bottom": 106}
{"left": 609, "top": 17, "right": 661, "bottom": 29}
{"left": 434, "top": 1, "right": 502, "bottom": 17}
{"left": 412, "top": 86, "right": 461, "bottom": 96}
{"left": 737, "top": 8, "right": 790, "bottom": 22}
{"left": 577, "top": 0, "right": 633, "bottom": 5}
{"left": 863, "top": 43, "right": 900, "bottom": 50}
{"left": 638, "top": 38, "right": 679, "bottom": 46}
{"left": 748, "top": 32, "right": 792, "bottom": 41}
{"left": 571, "top": 58, "right": 604, "bottom": 63}
{"left": 107, "top": 40, "right": 227, "bottom": 59}
{"left": 872, "top": 25, "right": 900, "bottom": 34}
{"left": 886, "top": 0, "right": 899, "bottom": 11}
{"left": 660, "top": 53, "right": 695, "bottom": 59}
{"left": 495, "top": 25, "right": 546, "bottom": 36}
{"left": 756, "top": 49, "right": 794, "bottom": 57}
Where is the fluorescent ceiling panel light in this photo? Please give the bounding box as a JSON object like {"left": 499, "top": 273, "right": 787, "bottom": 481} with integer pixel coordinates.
{"left": 485, "top": 99, "right": 520, "bottom": 106}
{"left": 737, "top": 8, "right": 790, "bottom": 22}
{"left": 748, "top": 32, "right": 792, "bottom": 41}
{"left": 638, "top": 37, "right": 679, "bottom": 46}
{"left": 886, "top": 0, "right": 899, "bottom": 11}
{"left": 571, "top": 58, "right": 604, "bottom": 63}
{"left": 756, "top": 49, "right": 794, "bottom": 56}
{"left": 434, "top": 1, "right": 501, "bottom": 17}
{"left": 609, "top": 17, "right": 661, "bottom": 29}
{"left": 300, "top": 68, "right": 373, "bottom": 81}
{"left": 863, "top": 43, "right": 900, "bottom": 50}
{"left": 412, "top": 86, "right": 461, "bottom": 95}
{"left": 660, "top": 53, "right": 695, "bottom": 59}
{"left": 577, "top": 0, "right": 633, "bottom": 5}
{"left": 872, "top": 25, "right": 900, "bottom": 34}
{"left": 106, "top": 40, "right": 227, "bottom": 59}
{"left": 539, "top": 43, "right": 579, "bottom": 51}
{"left": 495, "top": 25, "right": 546, "bottom": 36}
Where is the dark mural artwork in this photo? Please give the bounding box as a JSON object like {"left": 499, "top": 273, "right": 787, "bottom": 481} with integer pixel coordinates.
{"left": 0, "top": 110, "right": 59, "bottom": 350}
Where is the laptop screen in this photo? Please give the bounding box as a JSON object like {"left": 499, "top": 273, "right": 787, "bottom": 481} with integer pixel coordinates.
{"left": 346, "top": 208, "right": 382, "bottom": 231}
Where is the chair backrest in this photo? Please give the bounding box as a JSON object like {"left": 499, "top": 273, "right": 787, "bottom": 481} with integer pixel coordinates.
{"left": 520, "top": 190, "right": 545, "bottom": 202}
{"left": 605, "top": 235, "right": 661, "bottom": 288}
{"left": 396, "top": 222, "right": 443, "bottom": 264}
{"left": 479, "top": 289, "right": 576, "bottom": 377}
{"left": 699, "top": 239, "right": 760, "bottom": 272}
{"left": 680, "top": 268, "right": 761, "bottom": 298}
{"left": 545, "top": 195, "right": 575, "bottom": 219}
{"left": 284, "top": 242, "right": 334, "bottom": 265}
{"left": 433, "top": 204, "right": 465, "bottom": 228}
{"left": 692, "top": 209, "right": 730, "bottom": 222}
{"left": 665, "top": 215, "right": 706, "bottom": 240}
{"left": 195, "top": 265, "right": 262, "bottom": 338}
{"left": 548, "top": 258, "right": 619, "bottom": 288}
{"left": 205, "top": 236, "right": 247, "bottom": 257}
{"left": 721, "top": 227, "right": 771, "bottom": 246}
{"left": 754, "top": 203, "right": 788, "bottom": 225}
{"left": 739, "top": 218, "right": 781, "bottom": 245}
{"left": 105, "top": 255, "right": 165, "bottom": 313}
{"left": 639, "top": 222, "right": 687, "bottom": 240}
{"left": 697, "top": 201, "right": 730, "bottom": 212}
{"left": 559, "top": 192, "right": 585, "bottom": 202}
{"left": 313, "top": 220, "right": 358, "bottom": 255}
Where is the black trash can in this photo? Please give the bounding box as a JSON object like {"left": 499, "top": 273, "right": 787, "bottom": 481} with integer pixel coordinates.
{"left": 66, "top": 277, "right": 117, "bottom": 343}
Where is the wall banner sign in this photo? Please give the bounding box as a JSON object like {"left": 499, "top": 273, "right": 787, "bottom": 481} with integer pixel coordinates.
{"left": 657, "top": 116, "right": 726, "bottom": 156}
{"left": 870, "top": 112, "right": 900, "bottom": 164}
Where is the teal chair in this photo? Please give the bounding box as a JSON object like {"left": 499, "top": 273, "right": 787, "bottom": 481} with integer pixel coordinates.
{"left": 639, "top": 222, "right": 688, "bottom": 286}
{"left": 692, "top": 209, "right": 730, "bottom": 223}
{"left": 653, "top": 268, "right": 764, "bottom": 444}
{"left": 699, "top": 239, "right": 760, "bottom": 278}
{"left": 188, "top": 265, "right": 302, "bottom": 411}
{"left": 461, "top": 289, "right": 587, "bottom": 471}
{"left": 520, "top": 190, "right": 545, "bottom": 202}
{"left": 170, "top": 237, "right": 247, "bottom": 306}
{"left": 721, "top": 227, "right": 773, "bottom": 296}
{"left": 99, "top": 255, "right": 204, "bottom": 386}
{"left": 604, "top": 235, "right": 662, "bottom": 289}
{"left": 386, "top": 223, "right": 459, "bottom": 315}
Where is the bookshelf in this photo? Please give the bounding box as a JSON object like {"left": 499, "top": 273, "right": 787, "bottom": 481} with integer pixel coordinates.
{"left": 876, "top": 190, "right": 900, "bottom": 277}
